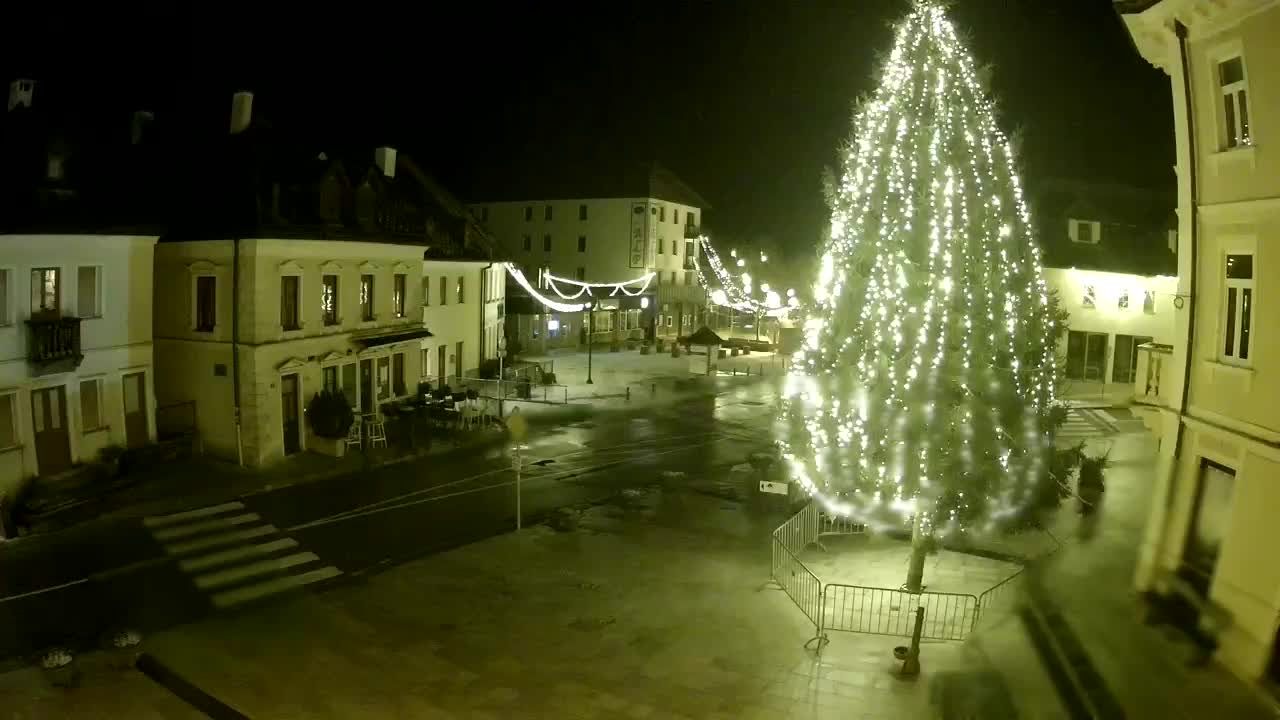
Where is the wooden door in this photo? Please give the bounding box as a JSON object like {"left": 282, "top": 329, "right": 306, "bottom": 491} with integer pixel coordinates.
{"left": 123, "top": 372, "right": 148, "bottom": 448}
{"left": 31, "top": 386, "right": 71, "bottom": 475}
{"left": 359, "top": 359, "right": 373, "bottom": 413}
{"left": 281, "top": 373, "right": 300, "bottom": 455}
{"left": 437, "top": 346, "right": 447, "bottom": 387}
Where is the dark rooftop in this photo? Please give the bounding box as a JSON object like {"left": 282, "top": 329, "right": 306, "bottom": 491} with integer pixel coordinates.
{"left": 466, "top": 159, "right": 710, "bottom": 211}
{"left": 1032, "top": 178, "right": 1176, "bottom": 276}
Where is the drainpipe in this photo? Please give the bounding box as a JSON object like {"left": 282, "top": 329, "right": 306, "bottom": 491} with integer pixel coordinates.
{"left": 232, "top": 235, "right": 244, "bottom": 467}
{"left": 1152, "top": 19, "right": 1199, "bottom": 574}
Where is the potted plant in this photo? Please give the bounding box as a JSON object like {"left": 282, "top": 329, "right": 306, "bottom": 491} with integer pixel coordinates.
{"left": 307, "top": 390, "right": 355, "bottom": 457}
{"left": 1077, "top": 451, "right": 1109, "bottom": 515}
{"left": 40, "top": 647, "right": 78, "bottom": 688}
{"left": 656, "top": 338, "right": 666, "bottom": 352}
{"left": 640, "top": 344, "right": 651, "bottom": 355}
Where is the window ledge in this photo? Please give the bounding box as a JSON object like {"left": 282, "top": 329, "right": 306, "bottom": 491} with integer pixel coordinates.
{"left": 0, "top": 443, "right": 22, "bottom": 455}
{"left": 1209, "top": 145, "right": 1257, "bottom": 173}
{"left": 1204, "top": 359, "right": 1254, "bottom": 376}
{"left": 83, "top": 425, "right": 110, "bottom": 435}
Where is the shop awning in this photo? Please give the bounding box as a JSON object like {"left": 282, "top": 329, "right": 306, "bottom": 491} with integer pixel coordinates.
{"left": 354, "top": 326, "right": 434, "bottom": 349}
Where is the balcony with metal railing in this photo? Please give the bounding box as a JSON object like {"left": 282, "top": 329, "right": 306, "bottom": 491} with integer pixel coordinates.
{"left": 26, "top": 314, "right": 84, "bottom": 375}
{"left": 1134, "top": 342, "right": 1174, "bottom": 408}
{"left": 683, "top": 224, "right": 700, "bottom": 239}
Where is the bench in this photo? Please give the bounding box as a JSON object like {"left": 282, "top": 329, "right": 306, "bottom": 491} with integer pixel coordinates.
{"left": 1141, "top": 568, "right": 1230, "bottom": 666}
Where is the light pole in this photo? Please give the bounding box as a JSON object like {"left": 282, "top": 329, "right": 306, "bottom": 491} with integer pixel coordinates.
{"left": 497, "top": 336, "right": 506, "bottom": 419}
{"left": 586, "top": 299, "right": 595, "bottom": 385}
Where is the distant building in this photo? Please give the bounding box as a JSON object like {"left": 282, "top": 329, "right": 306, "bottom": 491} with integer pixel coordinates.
{"left": 156, "top": 93, "right": 502, "bottom": 466}
{"left": 0, "top": 78, "right": 161, "bottom": 533}
{"left": 467, "top": 161, "right": 708, "bottom": 352}
{"left": 1119, "top": 0, "right": 1280, "bottom": 687}
{"left": 1034, "top": 179, "right": 1177, "bottom": 395}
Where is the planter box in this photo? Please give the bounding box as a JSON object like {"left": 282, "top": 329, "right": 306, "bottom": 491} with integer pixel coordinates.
{"left": 309, "top": 435, "right": 346, "bottom": 458}
{"left": 671, "top": 346, "right": 681, "bottom": 358}
{"left": 640, "top": 345, "right": 651, "bottom": 355}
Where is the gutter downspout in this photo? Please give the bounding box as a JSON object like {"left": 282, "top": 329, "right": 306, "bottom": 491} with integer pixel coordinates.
{"left": 233, "top": 235, "right": 244, "bottom": 467}
{"left": 1153, "top": 19, "right": 1199, "bottom": 572}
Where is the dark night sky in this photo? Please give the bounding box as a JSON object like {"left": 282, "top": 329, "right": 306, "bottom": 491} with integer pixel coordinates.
{"left": 6, "top": 0, "right": 1171, "bottom": 258}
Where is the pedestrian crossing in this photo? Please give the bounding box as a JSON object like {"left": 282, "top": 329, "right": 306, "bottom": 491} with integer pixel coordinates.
{"left": 144, "top": 502, "right": 341, "bottom": 610}
{"left": 1056, "top": 408, "right": 1120, "bottom": 446}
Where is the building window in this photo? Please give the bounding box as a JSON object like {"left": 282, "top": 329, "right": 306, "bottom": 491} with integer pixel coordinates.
{"left": 322, "top": 274, "right": 339, "bottom": 325}
{"left": 360, "top": 274, "right": 375, "bottom": 321}
{"left": 393, "top": 273, "right": 407, "bottom": 318}
{"left": 577, "top": 235, "right": 587, "bottom": 253}
{"left": 578, "top": 204, "right": 588, "bottom": 221}
{"left": 524, "top": 206, "right": 533, "bottom": 221}
{"left": 1223, "top": 253, "right": 1253, "bottom": 363}
{"left": 684, "top": 272, "right": 692, "bottom": 287}
{"left": 544, "top": 205, "right": 553, "bottom": 221}
{"left": 520, "top": 234, "right": 532, "bottom": 252}
{"left": 543, "top": 235, "right": 551, "bottom": 252}
{"left": 1112, "top": 334, "right": 1153, "bottom": 384}
{"left": 393, "top": 352, "right": 406, "bottom": 396}
{"left": 1081, "top": 285, "right": 1095, "bottom": 309}
{"left": 440, "top": 276, "right": 448, "bottom": 306}
{"left": 322, "top": 365, "right": 338, "bottom": 393}
{"left": 376, "top": 356, "right": 391, "bottom": 401}
{"left": 80, "top": 378, "right": 104, "bottom": 431}
{"left": 673, "top": 209, "right": 680, "bottom": 225}
{"left": 672, "top": 241, "right": 678, "bottom": 255}
{"left": 481, "top": 207, "right": 489, "bottom": 222}
{"left": 687, "top": 212, "right": 697, "bottom": 227}
{"left": 0, "top": 269, "right": 9, "bottom": 325}
{"left": 659, "top": 206, "right": 665, "bottom": 222}
{"left": 1183, "top": 460, "right": 1236, "bottom": 597}
{"left": 658, "top": 240, "right": 664, "bottom": 254}
{"left": 77, "top": 266, "right": 101, "bottom": 318}
{"left": 1070, "top": 219, "right": 1099, "bottom": 244}
{"left": 421, "top": 276, "right": 430, "bottom": 308}
{"left": 1117, "top": 289, "right": 1129, "bottom": 311}
{"left": 576, "top": 267, "right": 586, "bottom": 281}
{"left": 0, "top": 392, "right": 16, "bottom": 449}
{"left": 1143, "top": 290, "right": 1156, "bottom": 315}
{"left": 1219, "top": 56, "right": 1251, "bottom": 149}
{"left": 670, "top": 271, "right": 677, "bottom": 285}
{"left": 195, "top": 276, "right": 216, "bottom": 331}
{"left": 341, "top": 363, "right": 357, "bottom": 408}
{"left": 420, "top": 348, "right": 432, "bottom": 379}
{"left": 281, "top": 275, "right": 300, "bottom": 330}
{"left": 456, "top": 276, "right": 465, "bottom": 304}
{"left": 31, "top": 267, "right": 59, "bottom": 314}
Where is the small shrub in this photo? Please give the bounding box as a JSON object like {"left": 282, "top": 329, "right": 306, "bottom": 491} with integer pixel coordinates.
{"left": 307, "top": 390, "right": 355, "bottom": 439}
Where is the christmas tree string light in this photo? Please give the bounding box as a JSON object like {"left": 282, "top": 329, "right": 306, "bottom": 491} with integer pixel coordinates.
{"left": 778, "top": 1, "right": 1062, "bottom": 548}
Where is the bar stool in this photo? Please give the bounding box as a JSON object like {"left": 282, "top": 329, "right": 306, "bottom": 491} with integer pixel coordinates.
{"left": 366, "top": 414, "right": 388, "bottom": 449}
{"left": 345, "top": 417, "right": 363, "bottom": 450}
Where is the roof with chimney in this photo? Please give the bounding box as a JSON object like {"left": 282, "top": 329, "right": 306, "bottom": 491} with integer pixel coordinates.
{"left": 0, "top": 77, "right": 165, "bottom": 234}
{"left": 1032, "top": 178, "right": 1176, "bottom": 276}
{"left": 466, "top": 159, "right": 711, "bottom": 210}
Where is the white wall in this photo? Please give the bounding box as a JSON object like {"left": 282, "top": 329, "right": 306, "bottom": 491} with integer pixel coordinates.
{"left": 1043, "top": 267, "right": 1177, "bottom": 382}
{"left": 0, "top": 235, "right": 158, "bottom": 504}
{"left": 420, "top": 259, "right": 492, "bottom": 384}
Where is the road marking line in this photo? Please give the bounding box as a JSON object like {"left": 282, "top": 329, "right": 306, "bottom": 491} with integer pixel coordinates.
{"left": 0, "top": 577, "right": 89, "bottom": 604}
{"left": 143, "top": 502, "right": 246, "bottom": 528}
{"left": 163, "top": 525, "right": 278, "bottom": 555}
{"left": 211, "top": 566, "right": 342, "bottom": 609}
{"left": 180, "top": 538, "right": 299, "bottom": 573}
{"left": 151, "top": 513, "right": 261, "bottom": 542}
{"left": 194, "top": 551, "right": 319, "bottom": 590}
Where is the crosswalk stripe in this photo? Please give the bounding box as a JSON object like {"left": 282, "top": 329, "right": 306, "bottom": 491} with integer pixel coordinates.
{"left": 179, "top": 538, "right": 299, "bottom": 573}
{"left": 164, "top": 525, "right": 277, "bottom": 556}
{"left": 151, "top": 513, "right": 261, "bottom": 542}
{"left": 194, "top": 551, "right": 319, "bottom": 590}
{"left": 143, "top": 502, "right": 246, "bottom": 528}
{"left": 211, "top": 566, "right": 343, "bottom": 609}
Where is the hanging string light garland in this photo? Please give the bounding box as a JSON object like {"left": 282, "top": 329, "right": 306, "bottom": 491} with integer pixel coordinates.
{"left": 504, "top": 264, "right": 587, "bottom": 313}
{"left": 503, "top": 264, "right": 656, "bottom": 312}
{"left": 695, "top": 237, "right": 798, "bottom": 315}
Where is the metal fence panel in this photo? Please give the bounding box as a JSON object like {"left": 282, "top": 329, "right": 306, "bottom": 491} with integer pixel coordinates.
{"left": 773, "top": 502, "right": 820, "bottom": 556}
{"left": 771, "top": 537, "right": 824, "bottom": 634}
{"left": 822, "top": 584, "right": 978, "bottom": 641}
{"left": 974, "top": 567, "right": 1025, "bottom": 629}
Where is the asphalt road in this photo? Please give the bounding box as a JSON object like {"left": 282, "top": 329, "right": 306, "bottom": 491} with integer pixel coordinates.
{"left": 0, "top": 381, "right": 779, "bottom": 662}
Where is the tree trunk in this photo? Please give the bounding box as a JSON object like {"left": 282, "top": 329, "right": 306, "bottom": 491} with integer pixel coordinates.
{"left": 904, "top": 512, "right": 927, "bottom": 593}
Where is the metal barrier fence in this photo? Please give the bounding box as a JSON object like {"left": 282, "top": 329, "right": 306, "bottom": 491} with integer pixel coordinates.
{"left": 769, "top": 501, "right": 1025, "bottom": 648}
{"left": 821, "top": 584, "right": 978, "bottom": 641}
{"left": 455, "top": 377, "right": 569, "bottom": 405}
{"left": 974, "top": 566, "right": 1025, "bottom": 627}
{"left": 771, "top": 537, "right": 825, "bottom": 641}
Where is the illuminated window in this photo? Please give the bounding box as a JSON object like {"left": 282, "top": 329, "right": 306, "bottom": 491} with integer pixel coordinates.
{"left": 31, "top": 267, "right": 59, "bottom": 314}
{"left": 1219, "top": 56, "right": 1251, "bottom": 149}
{"left": 322, "top": 274, "right": 339, "bottom": 325}
{"left": 1081, "top": 285, "right": 1095, "bottom": 309}
{"left": 394, "top": 273, "right": 406, "bottom": 318}
{"left": 1222, "top": 253, "right": 1253, "bottom": 364}
{"left": 360, "top": 274, "right": 374, "bottom": 321}
{"left": 1117, "top": 289, "right": 1129, "bottom": 311}
{"left": 456, "top": 276, "right": 465, "bottom": 304}
{"left": 1143, "top": 290, "right": 1156, "bottom": 315}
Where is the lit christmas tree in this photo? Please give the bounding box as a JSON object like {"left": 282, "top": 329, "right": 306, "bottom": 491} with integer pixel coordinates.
{"left": 779, "top": 1, "right": 1070, "bottom": 592}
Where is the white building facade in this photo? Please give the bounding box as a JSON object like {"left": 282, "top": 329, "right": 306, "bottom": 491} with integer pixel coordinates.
{"left": 1121, "top": 0, "right": 1280, "bottom": 687}
{"left": 0, "top": 235, "right": 158, "bottom": 509}
{"left": 419, "top": 260, "right": 505, "bottom": 387}
{"left": 470, "top": 165, "right": 708, "bottom": 352}
{"left": 153, "top": 239, "right": 428, "bottom": 466}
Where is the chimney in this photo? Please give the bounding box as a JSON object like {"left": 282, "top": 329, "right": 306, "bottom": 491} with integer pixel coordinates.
{"left": 8, "top": 78, "right": 35, "bottom": 112}
{"left": 229, "top": 91, "right": 253, "bottom": 135}
{"left": 375, "top": 146, "right": 397, "bottom": 178}
{"left": 131, "top": 110, "right": 154, "bottom": 145}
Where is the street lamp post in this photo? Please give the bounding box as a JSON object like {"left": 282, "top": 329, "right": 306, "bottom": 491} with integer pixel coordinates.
{"left": 497, "top": 336, "right": 506, "bottom": 419}
{"left": 586, "top": 300, "right": 595, "bottom": 385}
